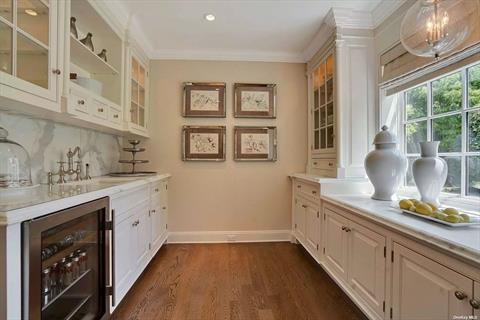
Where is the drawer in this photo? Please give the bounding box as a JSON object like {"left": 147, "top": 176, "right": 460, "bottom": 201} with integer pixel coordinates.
{"left": 109, "top": 107, "right": 122, "bottom": 124}
{"left": 91, "top": 99, "right": 108, "bottom": 120}
{"left": 69, "top": 91, "right": 89, "bottom": 114}
{"left": 312, "top": 159, "right": 336, "bottom": 170}
{"left": 111, "top": 185, "right": 149, "bottom": 216}
{"left": 151, "top": 180, "right": 168, "bottom": 204}
{"left": 294, "top": 180, "right": 320, "bottom": 200}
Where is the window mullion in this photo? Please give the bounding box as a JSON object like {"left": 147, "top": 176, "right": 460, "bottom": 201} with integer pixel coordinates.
{"left": 461, "top": 68, "right": 468, "bottom": 197}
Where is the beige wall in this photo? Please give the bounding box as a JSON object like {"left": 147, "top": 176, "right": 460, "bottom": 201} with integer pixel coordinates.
{"left": 144, "top": 60, "right": 307, "bottom": 232}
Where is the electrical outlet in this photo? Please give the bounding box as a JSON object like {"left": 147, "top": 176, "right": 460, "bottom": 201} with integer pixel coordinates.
{"left": 227, "top": 234, "right": 237, "bottom": 242}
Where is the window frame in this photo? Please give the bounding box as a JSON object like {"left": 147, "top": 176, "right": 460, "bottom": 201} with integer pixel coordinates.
{"left": 398, "top": 62, "right": 480, "bottom": 199}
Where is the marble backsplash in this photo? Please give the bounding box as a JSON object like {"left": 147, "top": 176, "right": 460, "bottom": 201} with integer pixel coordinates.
{"left": 0, "top": 112, "right": 122, "bottom": 184}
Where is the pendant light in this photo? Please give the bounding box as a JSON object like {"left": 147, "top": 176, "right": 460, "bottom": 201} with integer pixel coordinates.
{"left": 400, "top": 0, "right": 472, "bottom": 59}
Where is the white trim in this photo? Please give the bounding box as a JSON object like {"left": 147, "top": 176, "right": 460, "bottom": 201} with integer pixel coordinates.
{"left": 167, "top": 230, "right": 292, "bottom": 244}
{"left": 150, "top": 49, "right": 305, "bottom": 63}
{"left": 371, "top": 0, "right": 408, "bottom": 29}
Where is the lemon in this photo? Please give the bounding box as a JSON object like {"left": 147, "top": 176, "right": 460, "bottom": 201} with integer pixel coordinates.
{"left": 434, "top": 212, "right": 448, "bottom": 221}
{"left": 416, "top": 203, "right": 433, "bottom": 216}
{"left": 399, "top": 199, "right": 414, "bottom": 210}
{"left": 443, "top": 208, "right": 459, "bottom": 216}
{"left": 460, "top": 214, "right": 470, "bottom": 223}
{"left": 445, "top": 215, "right": 462, "bottom": 223}
{"left": 408, "top": 206, "right": 416, "bottom": 212}
{"left": 409, "top": 199, "right": 420, "bottom": 206}
{"left": 426, "top": 202, "right": 438, "bottom": 211}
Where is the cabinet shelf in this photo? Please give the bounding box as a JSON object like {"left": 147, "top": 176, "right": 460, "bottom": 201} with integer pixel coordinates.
{"left": 70, "top": 35, "right": 118, "bottom": 75}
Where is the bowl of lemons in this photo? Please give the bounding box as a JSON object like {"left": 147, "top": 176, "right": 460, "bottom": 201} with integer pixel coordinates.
{"left": 398, "top": 199, "right": 480, "bottom": 227}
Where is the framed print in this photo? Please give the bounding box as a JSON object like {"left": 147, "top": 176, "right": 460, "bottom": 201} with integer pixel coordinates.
{"left": 234, "top": 126, "right": 277, "bottom": 161}
{"left": 234, "top": 83, "right": 276, "bottom": 118}
{"left": 183, "top": 82, "right": 226, "bottom": 117}
{"left": 182, "top": 126, "right": 226, "bottom": 161}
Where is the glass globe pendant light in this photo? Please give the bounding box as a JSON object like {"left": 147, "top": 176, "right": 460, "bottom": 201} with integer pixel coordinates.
{"left": 400, "top": 0, "right": 472, "bottom": 59}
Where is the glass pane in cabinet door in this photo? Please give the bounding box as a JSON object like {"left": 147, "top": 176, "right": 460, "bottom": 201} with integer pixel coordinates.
{"left": 131, "top": 58, "right": 138, "bottom": 82}
{"left": 320, "top": 84, "right": 326, "bottom": 106}
{"left": 326, "top": 126, "right": 334, "bottom": 148}
{"left": 131, "top": 102, "right": 138, "bottom": 124}
{"left": 17, "top": 32, "right": 48, "bottom": 89}
{"left": 319, "top": 106, "right": 325, "bottom": 127}
{"left": 139, "top": 86, "right": 145, "bottom": 106}
{"left": 326, "top": 103, "right": 333, "bottom": 125}
{"left": 0, "top": 21, "right": 12, "bottom": 74}
{"left": 326, "top": 78, "right": 333, "bottom": 103}
{"left": 314, "top": 129, "right": 319, "bottom": 150}
{"left": 313, "top": 89, "right": 319, "bottom": 109}
{"left": 17, "top": 0, "right": 49, "bottom": 46}
{"left": 326, "top": 55, "right": 333, "bottom": 79}
{"left": 139, "top": 106, "right": 145, "bottom": 127}
{"left": 314, "top": 109, "right": 319, "bottom": 129}
{"left": 0, "top": 0, "right": 12, "bottom": 22}
{"left": 320, "top": 128, "right": 326, "bottom": 149}
{"left": 131, "top": 79, "right": 138, "bottom": 104}
{"left": 138, "top": 65, "right": 145, "bottom": 88}
{"left": 40, "top": 211, "right": 104, "bottom": 320}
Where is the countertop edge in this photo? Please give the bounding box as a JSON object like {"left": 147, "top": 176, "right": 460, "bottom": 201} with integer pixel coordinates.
{"left": 321, "top": 194, "right": 480, "bottom": 266}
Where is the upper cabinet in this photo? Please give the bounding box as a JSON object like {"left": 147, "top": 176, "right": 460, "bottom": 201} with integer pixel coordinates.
{"left": 125, "top": 47, "right": 149, "bottom": 137}
{"left": 0, "top": 0, "right": 151, "bottom": 137}
{"left": 0, "top": 0, "right": 60, "bottom": 112}
{"left": 306, "top": 14, "right": 376, "bottom": 178}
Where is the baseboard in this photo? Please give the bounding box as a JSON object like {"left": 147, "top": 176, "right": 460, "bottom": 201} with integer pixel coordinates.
{"left": 167, "top": 230, "right": 292, "bottom": 243}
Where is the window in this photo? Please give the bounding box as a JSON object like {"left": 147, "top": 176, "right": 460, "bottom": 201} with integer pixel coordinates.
{"left": 401, "top": 62, "right": 480, "bottom": 198}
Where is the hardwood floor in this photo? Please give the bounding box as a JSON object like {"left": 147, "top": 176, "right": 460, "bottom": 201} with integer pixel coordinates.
{"left": 112, "top": 243, "right": 367, "bottom": 320}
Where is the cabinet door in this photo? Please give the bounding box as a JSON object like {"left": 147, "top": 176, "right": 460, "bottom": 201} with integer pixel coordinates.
{"left": 128, "top": 54, "right": 148, "bottom": 132}
{"left": 474, "top": 282, "right": 480, "bottom": 317}
{"left": 305, "top": 204, "right": 319, "bottom": 254}
{"left": 293, "top": 198, "right": 306, "bottom": 242}
{"left": 0, "top": 0, "right": 58, "bottom": 101}
{"left": 133, "top": 202, "right": 151, "bottom": 273}
{"left": 150, "top": 204, "right": 167, "bottom": 253}
{"left": 114, "top": 213, "right": 135, "bottom": 306}
{"left": 323, "top": 208, "right": 349, "bottom": 281}
{"left": 348, "top": 221, "right": 386, "bottom": 317}
{"left": 392, "top": 243, "right": 473, "bottom": 320}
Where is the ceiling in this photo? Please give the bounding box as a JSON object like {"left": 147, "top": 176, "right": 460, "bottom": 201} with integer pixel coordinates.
{"left": 112, "top": 0, "right": 387, "bottom": 62}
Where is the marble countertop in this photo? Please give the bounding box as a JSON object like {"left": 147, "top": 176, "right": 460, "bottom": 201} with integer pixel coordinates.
{"left": 322, "top": 194, "right": 480, "bottom": 265}
{"left": 0, "top": 174, "right": 171, "bottom": 225}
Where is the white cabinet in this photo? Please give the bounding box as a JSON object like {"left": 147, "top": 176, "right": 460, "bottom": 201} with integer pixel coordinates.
{"left": 305, "top": 204, "right": 319, "bottom": 253}
{"left": 392, "top": 243, "right": 473, "bottom": 320}
{"left": 474, "top": 282, "right": 480, "bottom": 317}
{"left": 293, "top": 198, "right": 306, "bottom": 243}
{"left": 0, "top": 0, "right": 61, "bottom": 111}
{"left": 347, "top": 221, "right": 386, "bottom": 317}
{"left": 150, "top": 180, "right": 168, "bottom": 254}
{"left": 323, "top": 208, "right": 349, "bottom": 280}
{"left": 132, "top": 200, "right": 151, "bottom": 275}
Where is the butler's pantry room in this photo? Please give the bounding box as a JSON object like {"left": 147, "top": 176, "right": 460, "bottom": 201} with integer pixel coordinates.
{"left": 0, "top": 0, "right": 479, "bottom": 319}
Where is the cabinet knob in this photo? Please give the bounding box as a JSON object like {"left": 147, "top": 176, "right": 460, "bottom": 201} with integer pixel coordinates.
{"left": 98, "top": 108, "right": 104, "bottom": 113}
{"left": 78, "top": 100, "right": 85, "bottom": 105}
{"left": 155, "top": 188, "right": 159, "bottom": 192}
{"left": 313, "top": 162, "right": 317, "bottom": 165}
{"left": 312, "top": 190, "right": 317, "bottom": 195}
{"left": 302, "top": 205, "right": 307, "bottom": 208}
{"left": 113, "top": 114, "right": 119, "bottom": 118}
{"left": 162, "top": 206, "right": 167, "bottom": 210}
{"left": 52, "top": 69, "right": 61, "bottom": 75}
{"left": 328, "top": 162, "right": 333, "bottom": 167}
{"left": 151, "top": 209, "right": 156, "bottom": 214}
{"left": 345, "top": 228, "right": 351, "bottom": 232}
{"left": 297, "top": 185, "right": 301, "bottom": 189}
{"left": 470, "top": 299, "right": 480, "bottom": 309}
{"left": 454, "top": 291, "right": 467, "bottom": 300}
{"left": 341, "top": 226, "right": 346, "bottom": 230}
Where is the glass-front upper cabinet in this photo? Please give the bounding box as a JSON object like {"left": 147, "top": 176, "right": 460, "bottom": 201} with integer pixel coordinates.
{"left": 312, "top": 52, "right": 335, "bottom": 154}
{"left": 128, "top": 53, "right": 148, "bottom": 135}
{"left": 0, "top": 0, "right": 59, "bottom": 103}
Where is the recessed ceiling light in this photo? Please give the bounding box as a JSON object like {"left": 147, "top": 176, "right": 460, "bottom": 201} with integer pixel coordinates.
{"left": 204, "top": 13, "right": 215, "bottom": 22}
{"left": 25, "top": 9, "right": 37, "bottom": 16}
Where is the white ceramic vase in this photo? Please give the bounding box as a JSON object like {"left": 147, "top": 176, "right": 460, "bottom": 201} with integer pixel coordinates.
{"left": 365, "top": 126, "right": 407, "bottom": 201}
{"left": 412, "top": 141, "right": 448, "bottom": 207}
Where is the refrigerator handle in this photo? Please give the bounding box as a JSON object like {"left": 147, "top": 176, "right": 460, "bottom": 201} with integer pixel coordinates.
{"left": 106, "top": 208, "right": 116, "bottom": 307}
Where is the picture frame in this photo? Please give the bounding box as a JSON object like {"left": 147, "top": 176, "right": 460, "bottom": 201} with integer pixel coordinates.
{"left": 234, "top": 126, "right": 277, "bottom": 161}
{"left": 183, "top": 82, "right": 226, "bottom": 117}
{"left": 234, "top": 83, "right": 276, "bottom": 118}
{"left": 182, "top": 126, "right": 226, "bottom": 161}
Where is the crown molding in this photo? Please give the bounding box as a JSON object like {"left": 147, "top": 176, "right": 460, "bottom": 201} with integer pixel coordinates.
{"left": 372, "top": 0, "right": 408, "bottom": 28}
{"left": 150, "top": 49, "right": 305, "bottom": 63}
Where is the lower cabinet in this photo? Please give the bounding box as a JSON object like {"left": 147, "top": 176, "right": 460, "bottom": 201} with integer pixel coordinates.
{"left": 392, "top": 243, "right": 473, "bottom": 320}
{"left": 474, "top": 282, "right": 480, "bottom": 317}
{"left": 294, "top": 196, "right": 320, "bottom": 258}
{"left": 324, "top": 208, "right": 349, "bottom": 280}
{"left": 110, "top": 178, "right": 169, "bottom": 312}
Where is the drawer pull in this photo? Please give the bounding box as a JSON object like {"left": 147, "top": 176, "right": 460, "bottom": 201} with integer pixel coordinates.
{"left": 312, "top": 191, "right": 317, "bottom": 195}
{"left": 162, "top": 206, "right": 167, "bottom": 210}
{"left": 78, "top": 100, "right": 85, "bottom": 105}
{"left": 313, "top": 162, "right": 318, "bottom": 165}
{"left": 98, "top": 107, "right": 104, "bottom": 113}
{"left": 341, "top": 226, "right": 346, "bottom": 230}
{"left": 455, "top": 291, "right": 467, "bottom": 300}
{"left": 113, "top": 114, "right": 119, "bottom": 118}
{"left": 297, "top": 185, "right": 301, "bottom": 189}
{"left": 328, "top": 162, "right": 334, "bottom": 167}
{"left": 52, "top": 68, "right": 61, "bottom": 75}
{"left": 470, "top": 299, "right": 480, "bottom": 309}
{"left": 301, "top": 205, "right": 307, "bottom": 208}
{"left": 132, "top": 220, "right": 139, "bottom": 227}
{"left": 155, "top": 188, "right": 159, "bottom": 192}
{"left": 151, "top": 209, "right": 156, "bottom": 214}
{"left": 344, "top": 228, "right": 351, "bottom": 232}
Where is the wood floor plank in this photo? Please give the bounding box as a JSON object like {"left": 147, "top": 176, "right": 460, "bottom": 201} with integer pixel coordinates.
{"left": 112, "top": 243, "right": 368, "bottom": 320}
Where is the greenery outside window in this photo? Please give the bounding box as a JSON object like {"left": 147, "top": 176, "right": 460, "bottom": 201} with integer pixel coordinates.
{"left": 402, "top": 63, "right": 480, "bottom": 198}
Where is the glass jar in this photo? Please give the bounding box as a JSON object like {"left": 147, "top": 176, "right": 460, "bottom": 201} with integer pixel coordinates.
{"left": 0, "top": 127, "right": 32, "bottom": 188}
